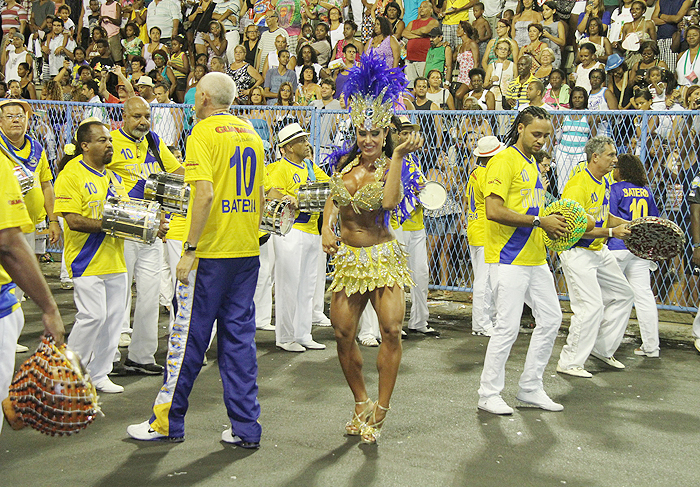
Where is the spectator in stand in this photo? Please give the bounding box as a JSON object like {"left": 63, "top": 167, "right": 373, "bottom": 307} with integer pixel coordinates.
{"left": 184, "top": 64, "right": 207, "bottom": 105}
{"left": 264, "top": 49, "right": 297, "bottom": 104}
{"left": 258, "top": 11, "right": 289, "bottom": 69}
{"left": 152, "top": 83, "right": 182, "bottom": 147}
{"left": 243, "top": 24, "right": 261, "bottom": 69}
{"left": 129, "top": 55, "right": 147, "bottom": 83}
{"left": 576, "top": 0, "right": 610, "bottom": 36}
{"left": 122, "top": 23, "right": 144, "bottom": 63}
{"left": 579, "top": 16, "right": 612, "bottom": 64}
{"left": 630, "top": 40, "right": 668, "bottom": 90}
{"left": 522, "top": 78, "right": 553, "bottom": 110}
{"left": 543, "top": 68, "right": 570, "bottom": 109}
{"left": 2, "top": 0, "right": 28, "bottom": 38}
{"left": 653, "top": 0, "right": 694, "bottom": 71}
{"left": 403, "top": 1, "right": 440, "bottom": 85}
{"left": 588, "top": 68, "right": 618, "bottom": 141}
{"left": 17, "top": 63, "right": 37, "bottom": 99}
{"left": 152, "top": 49, "right": 177, "bottom": 99}
{"left": 296, "top": 64, "right": 321, "bottom": 105}
{"left": 189, "top": 0, "right": 217, "bottom": 57}
{"left": 454, "top": 20, "right": 480, "bottom": 105}
{"left": 89, "top": 39, "right": 115, "bottom": 71}
{"left": 296, "top": 22, "right": 314, "bottom": 57}
{"left": 135, "top": 75, "right": 156, "bottom": 102}
{"left": 439, "top": 0, "right": 470, "bottom": 52}
{"left": 327, "top": 7, "right": 344, "bottom": 48}
{"left": 81, "top": 79, "right": 109, "bottom": 122}
{"left": 100, "top": 0, "right": 122, "bottom": 64}
{"left": 333, "top": 20, "right": 363, "bottom": 60}
{"left": 0, "top": 82, "right": 6, "bottom": 98}
{"left": 553, "top": 86, "right": 590, "bottom": 194}
{"left": 229, "top": 44, "right": 263, "bottom": 104}
{"left": 7, "top": 79, "right": 21, "bottom": 98}
{"left": 676, "top": 25, "right": 700, "bottom": 86}
{"left": 540, "top": 1, "right": 564, "bottom": 69}
{"left": 425, "top": 27, "right": 453, "bottom": 83}
{"left": 365, "top": 16, "right": 400, "bottom": 68}
{"left": 512, "top": 0, "right": 542, "bottom": 48}
{"left": 485, "top": 38, "right": 516, "bottom": 111}
{"left": 482, "top": 18, "right": 518, "bottom": 71}
{"left": 463, "top": 67, "right": 493, "bottom": 111}
{"left": 671, "top": 8, "right": 700, "bottom": 54}
{"left": 570, "top": 42, "right": 604, "bottom": 93}
{"left": 310, "top": 22, "right": 333, "bottom": 66}
{"left": 143, "top": 26, "right": 168, "bottom": 72}
{"left": 618, "top": 1, "right": 656, "bottom": 67}
{"left": 471, "top": 3, "right": 493, "bottom": 60}
{"left": 203, "top": 20, "right": 229, "bottom": 64}
{"left": 383, "top": 2, "right": 405, "bottom": 41}
{"left": 332, "top": 43, "right": 357, "bottom": 97}
{"left": 520, "top": 23, "right": 547, "bottom": 67}
{"left": 426, "top": 68, "right": 455, "bottom": 109}
{"left": 30, "top": 0, "right": 56, "bottom": 34}
{"left": 534, "top": 47, "right": 555, "bottom": 84}
{"left": 505, "top": 54, "right": 537, "bottom": 110}
{"left": 168, "top": 35, "right": 189, "bottom": 103}
{"left": 2, "top": 33, "right": 32, "bottom": 83}
{"left": 605, "top": 54, "right": 633, "bottom": 110}
{"left": 608, "top": 0, "right": 634, "bottom": 45}
{"left": 99, "top": 66, "right": 135, "bottom": 103}
{"left": 146, "top": 0, "right": 181, "bottom": 46}
{"left": 262, "top": 35, "right": 295, "bottom": 80}
{"left": 128, "top": 0, "right": 149, "bottom": 45}
{"left": 77, "top": 0, "right": 102, "bottom": 48}
{"left": 43, "top": 18, "right": 70, "bottom": 79}
{"left": 212, "top": 0, "right": 241, "bottom": 61}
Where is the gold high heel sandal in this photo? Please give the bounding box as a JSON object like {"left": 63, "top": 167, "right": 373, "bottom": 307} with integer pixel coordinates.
{"left": 360, "top": 402, "right": 390, "bottom": 444}
{"left": 345, "top": 398, "right": 373, "bottom": 436}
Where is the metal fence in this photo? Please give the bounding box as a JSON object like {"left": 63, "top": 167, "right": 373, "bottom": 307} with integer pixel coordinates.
{"left": 23, "top": 100, "right": 700, "bottom": 313}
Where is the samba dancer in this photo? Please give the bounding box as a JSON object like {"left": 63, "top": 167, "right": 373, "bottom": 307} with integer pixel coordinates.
{"left": 0, "top": 150, "right": 64, "bottom": 433}
{"left": 54, "top": 119, "right": 130, "bottom": 394}
{"left": 109, "top": 97, "right": 183, "bottom": 376}
{"left": 128, "top": 73, "right": 265, "bottom": 447}
{"left": 608, "top": 154, "right": 661, "bottom": 358}
{"left": 477, "top": 106, "right": 567, "bottom": 415}
{"left": 322, "top": 52, "right": 423, "bottom": 444}
{"left": 557, "top": 136, "right": 635, "bottom": 378}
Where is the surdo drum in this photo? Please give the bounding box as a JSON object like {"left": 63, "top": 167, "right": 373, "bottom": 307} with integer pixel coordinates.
{"left": 143, "top": 172, "right": 190, "bottom": 215}
{"left": 260, "top": 199, "right": 294, "bottom": 236}
{"left": 297, "top": 182, "right": 331, "bottom": 212}
{"left": 101, "top": 197, "right": 160, "bottom": 244}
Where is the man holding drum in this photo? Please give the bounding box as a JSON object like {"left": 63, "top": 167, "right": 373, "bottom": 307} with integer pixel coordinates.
{"left": 557, "top": 136, "right": 635, "bottom": 378}
{"left": 109, "top": 97, "right": 184, "bottom": 376}
{"left": 54, "top": 119, "right": 130, "bottom": 394}
{"left": 128, "top": 72, "right": 265, "bottom": 447}
{"left": 477, "top": 106, "right": 567, "bottom": 415}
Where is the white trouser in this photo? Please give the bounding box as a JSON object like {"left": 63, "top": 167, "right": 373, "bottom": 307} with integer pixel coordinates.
{"left": 253, "top": 238, "right": 273, "bottom": 328}
{"left": 0, "top": 307, "right": 24, "bottom": 433}
{"left": 164, "top": 239, "right": 183, "bottom": 331}
{"left": 611, "top": 249, "right": 660, "bottom": 354}
{"left": 469, "top": 245, "right": 495, "bottom": 333}
{"left": 395, "top": 227, "right": 430, "bottom": 330}
{"left": 160, "top": 239, "right": 172, "bottom": 307}
{"left": 15, "top": 232, "right": 35, "bottom": 302}
{"left": 59, "top": 218, "right": 71, "bottom": 283}
{"left": 558, "top": 246, "right": 635, "bottom": 369}
{"left": 478, "top": 263, "right": 563, "bottom": 399}
{"left": 313, "top": 244, "right": 328, "bottom": 322}
{"left": 350, "top": 0, "right": 363, "bottom": 25}
{"left": 358, "top": 301, "right": 381, "bottom": 340}
{"left": 118, "top": 239, "right": 163, "bottom": 364}
{"left": 693, "top": 308, "right": 700, "bottom": 339}
{"left": 273, "top": 229, "right": 320, "bottom": 343}
{"left": 69, "top": 273, "right": 128, "bottom": 384}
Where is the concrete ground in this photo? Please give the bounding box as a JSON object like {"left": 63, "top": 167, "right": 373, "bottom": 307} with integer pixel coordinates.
{"left": 1, "top": 263, "right": 700, "bottom": 487}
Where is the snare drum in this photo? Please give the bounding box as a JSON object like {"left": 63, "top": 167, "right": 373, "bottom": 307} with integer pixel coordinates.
{"left": 260, "top": 199, "right": 294, "bottom": 236}
{"left": 297, "top": 182, "right": 330, "bottom": 212}
{"left": 102, "top": 197, "right": 160, "bottom": 244}
{"left": 13, "top": 164, "right": 34, "bottom": 195}
{"left": 418, "top": 181, "right": 447, "bottom": 210}
{"left": 144, "top": 172, "right": 190, "bottom": 215}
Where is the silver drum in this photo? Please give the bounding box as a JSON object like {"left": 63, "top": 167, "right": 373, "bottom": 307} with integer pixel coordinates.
{"left": 296, "top": 182, "right": 330, "bottom": 212}
{"left": 143, "top": 172, "right": 190, "bottom": 215}
{"left": 13, "top": 164, "right": 34, "bottom": 195}
{"left": 260, "top": 199, "right": 294, "bottom": 236}
{"left": 101, "top": 197, "right": 160, "bottom": 244}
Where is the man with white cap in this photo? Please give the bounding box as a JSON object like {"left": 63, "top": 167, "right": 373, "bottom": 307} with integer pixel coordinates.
{"left": 136, "top": 76, "right": 156, "bottom": 103}
{"left": 467, "top": 135, "right": 506, "bottom": 337}
{"left": 268, "top": 122, "right": 330, "bottom": 352}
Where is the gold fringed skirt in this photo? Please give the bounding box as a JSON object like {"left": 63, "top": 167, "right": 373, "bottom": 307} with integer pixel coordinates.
{"left": 329, "top": 240, "right": 415, "bottom": 296}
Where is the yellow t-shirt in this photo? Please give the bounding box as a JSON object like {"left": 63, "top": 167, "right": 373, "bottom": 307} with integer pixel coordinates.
{"left": 165, "top": 213, "right": 186, "bottom": 241}
{"left": 54, "top": 157, "right": 127, "bottom": 278}
{"left": 258, "top": 164, "right": 276, "bottom": 238}
{"left": 402, "top": 157, "right": 425, "bottom": 232}
{"left": 0, "top": 161, "right": 32, "bottom": 318}
{"left": 570, "top": 160, "right": 614, "bottom": 185}
{"left": 108, "top": 129, "right": 183, "bottom": 199}
{"left": 183, "top": 113, "right": 264, "bottom": 258}
{"left": 443, "top": 0, "right": 470, "bottom": 25}
{"left": 466, "top": 164, "right": 487, "bottom": 246}
{"left": 267, "top": 157, "right": 330, "bottom": 235}
{"left": 0, "top": 136, "right": 52, "bottom": 229}
{"left": 484, "top": 146, "right": 546, "bottom": 266}
{"left": 562, "top": 167, "right": 610, "bottom": 252}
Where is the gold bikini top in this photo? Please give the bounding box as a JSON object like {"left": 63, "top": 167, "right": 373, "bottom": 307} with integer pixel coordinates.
{"left": 330, "top": 155, "right": 387, "bottom": 214}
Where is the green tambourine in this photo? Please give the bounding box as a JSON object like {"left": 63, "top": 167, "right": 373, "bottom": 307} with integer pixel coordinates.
{"left": 541, "top": 199, "right": 588, "bottom": 252}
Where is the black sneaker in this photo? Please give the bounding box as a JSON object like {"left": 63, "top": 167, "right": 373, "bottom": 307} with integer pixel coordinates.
{"left": 124, "top": 359, "right": 164, "bottom": 375}
{"left": 109, "top": 361, "right": 128, "bottom": 377}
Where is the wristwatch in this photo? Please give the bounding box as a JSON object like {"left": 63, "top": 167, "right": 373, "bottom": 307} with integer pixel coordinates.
{"left": 183, "top": 242, "right": 197, "bottom": 252}
{"left": 532, "top": 215, "right": 541, "bottom": 228}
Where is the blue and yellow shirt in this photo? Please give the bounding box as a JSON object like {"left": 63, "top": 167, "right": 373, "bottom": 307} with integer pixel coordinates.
{"left": 184, "top": 113, "right": 264, "bottom": 258}
{"left": 108, "top": 129, "right": 183, "bottom": 199}
{"left": 54, "top": 157, "right": 127, "bottom": 278}
{"left": 267, "top": 157, "right": 330, "bottom": 235}
{"left": 608, "top": 181, "right": 659, "bottom": 251}
{"left": 467, "top": 164, "right": 487, "bottom": 247}
{"left": 0, "top": 161, "right": 32, "bottom": 318}
{"left": 484, "top": 146, "right": 546, "bottom": 266}
{"left": 402, "top": 157, "right": 425, "bottom": 232}
{"left": 562, "top": 167, "right": 610, "bottom": 252}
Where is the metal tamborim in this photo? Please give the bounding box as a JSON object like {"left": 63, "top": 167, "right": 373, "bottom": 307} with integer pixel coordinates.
{"left": 13, "top": 164, "right": 34, "bottom": 195}
{"left": 418, "top": 181, "right": 447, "bottom": 210}
{"left": 297, "top": 181, "right": 330, "bottom": 212}
{"left": 101, "top": 197, "right": 160, "bottom": 244}
{"left": 143, "top": 172, "right": 190, "bottom": 215}
{"left": 260, "top": 199, "right": 294, "bottom": 236}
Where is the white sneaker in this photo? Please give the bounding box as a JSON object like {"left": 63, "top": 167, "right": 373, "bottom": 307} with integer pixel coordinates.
{"left": 276, "top": 342, "right": 306, "bottom": 352}
{"left": 127, "top": 420, "right": 184, "bottom": 442}
{"left": 119, "top": 333, "right": 131, "bottom": 347}
{"left": 473, "top": 324, "right": 494, "bottom": 337}
{"left": 590, "top": 352, "right": 625, "bottom": 369}
{"left": 694, "top": 338, "right": 700, "bottom": 353}
{"left": 222, "top": 428, "right": 260, "bottom": 449}
{"left": 556, "top": 364, "right": 593, "bottom": 378}
{"left": 634, "top": 347, "right": 659, "bottom": 358}
{"left": 94, "top": 378, "right": 124, "bottom": 394}
{"left": 516, "top": 389, "right": 564, "bottom": 411}
{"left": 15, "top": 343, "right": 29, "bottom": 353}
{"left": 477, "top": 395, "right": 514, "bottom": 415}
{"left": 256, "top": 323, "right": 275, "bottom": 331}
{"left": 312, "top": 315, "right": 332, "bottom": 327}
{"left": 359, "top": 336, "right": 380, "bottom": 347}
{"left": 297, "top": 339, "right": 326, "bottom": 350}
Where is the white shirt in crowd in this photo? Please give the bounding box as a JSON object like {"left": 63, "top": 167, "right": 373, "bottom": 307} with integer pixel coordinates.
{"left": 146, "top": 0, "right": 182, "bottom": 39}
